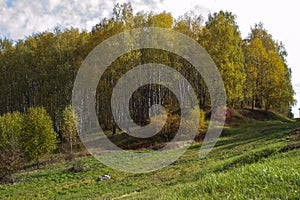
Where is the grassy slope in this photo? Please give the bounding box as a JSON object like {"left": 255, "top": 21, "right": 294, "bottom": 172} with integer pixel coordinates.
{"left": 0, "top": 110, "right": 300, "bottom": 199}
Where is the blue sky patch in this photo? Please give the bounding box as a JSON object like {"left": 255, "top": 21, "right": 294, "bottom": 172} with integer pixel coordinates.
{"left": 6, "top": 0, "right": 16, "bottom": 8}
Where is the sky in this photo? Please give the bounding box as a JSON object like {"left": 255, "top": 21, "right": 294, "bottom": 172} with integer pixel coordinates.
{"left": 0, "top": 0, "right": 299, "bottom": 117}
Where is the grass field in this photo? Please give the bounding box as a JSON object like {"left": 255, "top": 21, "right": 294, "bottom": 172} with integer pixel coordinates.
{"left": 0, "top": 109, "right": 300, "bottom": 199}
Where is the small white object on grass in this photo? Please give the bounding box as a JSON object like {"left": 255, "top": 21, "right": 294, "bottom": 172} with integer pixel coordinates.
{"left": 97, "top": 174, "right": 111, "bottom": 181}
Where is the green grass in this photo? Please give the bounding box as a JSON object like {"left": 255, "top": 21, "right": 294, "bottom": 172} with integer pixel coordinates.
{"left": 0, "top": 110, "right": 300, "bottom": 199}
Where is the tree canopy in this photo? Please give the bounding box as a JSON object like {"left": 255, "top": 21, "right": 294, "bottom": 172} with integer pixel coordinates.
{"left": 0, "top": 3, "right": 295, "bottom": 134}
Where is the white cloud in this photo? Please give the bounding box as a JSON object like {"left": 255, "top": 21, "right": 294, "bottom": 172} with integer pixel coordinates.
{"left": 157, "top": 0, "right": 209, "bottom": 19}
{"left": 48, "top": 0, "right": 61, "bottom": 11}
{"left": 0, "top": 0, "right": 175, "bottom": 39}
{"left": 0, "top": 0, "right": 114, "bottom": 39}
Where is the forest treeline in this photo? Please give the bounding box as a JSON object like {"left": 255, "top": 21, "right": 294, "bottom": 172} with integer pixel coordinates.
{"left": 0, "top": 3, "right": 295, "bottom": 135}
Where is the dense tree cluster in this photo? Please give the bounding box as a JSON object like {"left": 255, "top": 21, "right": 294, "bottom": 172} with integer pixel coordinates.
{"left": 0, "top": 3, "right": 295, "bottom": 156}
{"left": 242, "top": 23, "right": 294, "bottom": 113}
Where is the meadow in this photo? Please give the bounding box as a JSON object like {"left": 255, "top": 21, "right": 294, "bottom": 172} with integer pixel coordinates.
{"left": 0, "top": 109, "right": 299, "bottom": 199}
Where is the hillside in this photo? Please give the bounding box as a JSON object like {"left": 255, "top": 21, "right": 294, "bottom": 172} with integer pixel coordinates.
{"left": 0, "top": 109, "right": 300, "bottom": 199}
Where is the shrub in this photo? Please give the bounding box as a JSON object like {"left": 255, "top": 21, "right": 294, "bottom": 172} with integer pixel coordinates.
{"left": 151, "top": 108, "right": 206, "bottom": 142}
{"left": 21, "top": 107, "right": 57, "bottom": 165}
{"left": 0, "top": 112, "right": 25, "bottom": 179}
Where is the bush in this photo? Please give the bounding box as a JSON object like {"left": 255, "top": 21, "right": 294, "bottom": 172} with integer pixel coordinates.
{"left": 0, "top": 112, "right": 25, "bottom": 179}
{"left": 21, "top": 107, "right": 57, "bottom": 164}
{"left": 151, "top": 108, "right": 206, "bottom": 142}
